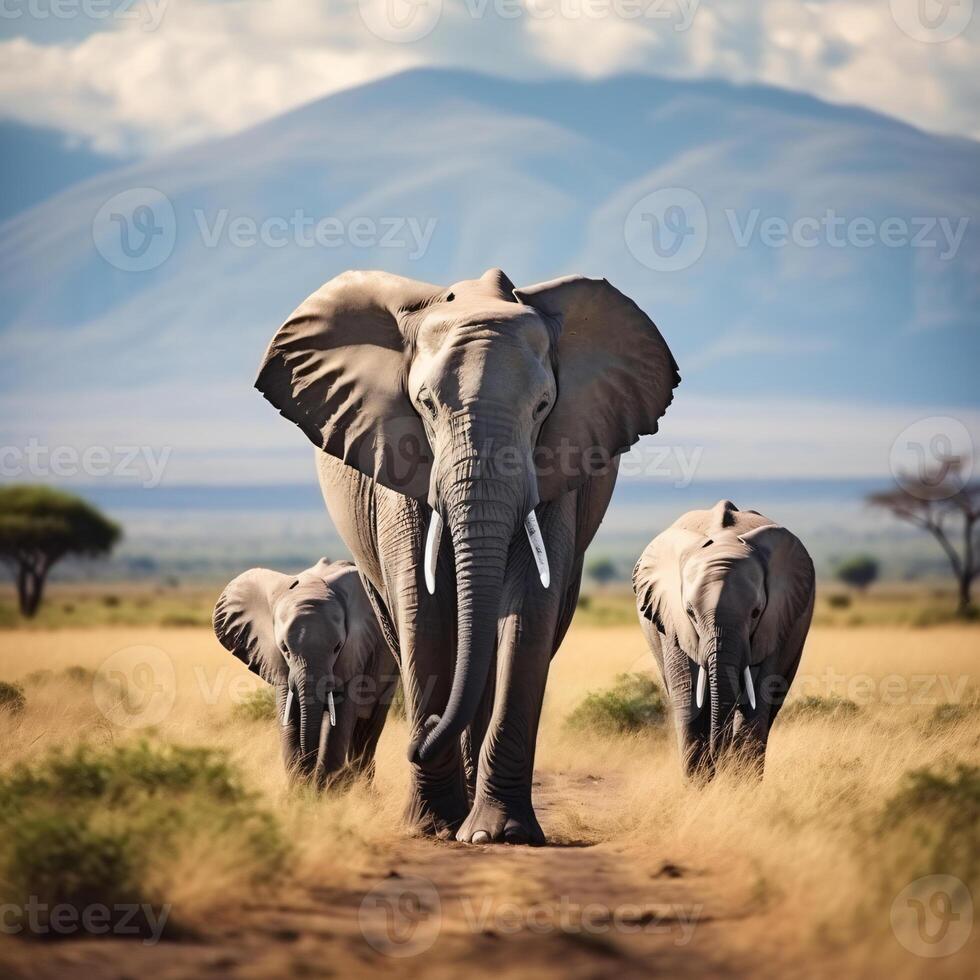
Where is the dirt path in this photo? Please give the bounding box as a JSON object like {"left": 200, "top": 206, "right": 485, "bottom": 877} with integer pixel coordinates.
{"left": 9, "top": 772, "right": 754, "bottom": 980}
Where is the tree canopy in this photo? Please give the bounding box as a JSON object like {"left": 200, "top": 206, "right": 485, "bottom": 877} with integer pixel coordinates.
{"left": 0, "top": 485, "right": 120, "bottom": 616}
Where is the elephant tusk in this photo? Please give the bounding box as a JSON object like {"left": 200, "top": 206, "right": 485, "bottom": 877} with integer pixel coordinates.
{"left": 524, "top": 511, "right": 550, "bottom": 588}
{"left": 696, "top": 664, "right": 707, "bottom": 709}
{"left": 423, "top": 510, "right": 443, "bottom": 595}
{"left": 743, "top": 666, "right": 756, "bottom": 711}
{"left": 327, "top": 690, "right": 337, "bottom": 727}
{"left": 282, "top": 687, "right": 294, "bottom": 726}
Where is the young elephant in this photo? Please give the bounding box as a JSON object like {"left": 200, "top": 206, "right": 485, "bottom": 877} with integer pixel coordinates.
{"left": 213, "top": 559, "right": 397, "bottom": 787}
{"left": 633, "top": 501, "right": 814, "bottom": 777}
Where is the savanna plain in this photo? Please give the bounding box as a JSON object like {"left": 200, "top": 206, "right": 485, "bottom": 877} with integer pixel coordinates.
{"left": 0, "top": 585, "right": 977, "bottom": 979}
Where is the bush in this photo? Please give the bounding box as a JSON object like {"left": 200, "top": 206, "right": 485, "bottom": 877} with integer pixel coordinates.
{"left": 0, "top": 682, "right": 26, "bottom": 714}
{"left": 875, "top": 763, "right": 980, "bottom": 887}
{"left": 826, "top": 594, "right": 851, "bottom": 609}
{"left": 835, "top": 555, "right": 879, "bottom": 591}
{"left": 0, "top": 742, "right": 285, "bottom": 936}
{"left": 929, "top": 700, "right": 978, "bottom": 729}
{"left": 232, "top": 687, "right": 277, "bottom": 723}
{"left": 566, "top": 673, "right": 667, "bottom": 736}
{"left": 782, "top": 694, "right": 861, "bottom": 722}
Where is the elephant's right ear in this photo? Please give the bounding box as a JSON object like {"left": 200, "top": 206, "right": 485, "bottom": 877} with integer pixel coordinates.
{"left": 213, "top": 568, "right": 293, "bottom": 685}
{"left": 633, "top": 527, "right": 703, "bottom": 653}
{"left": 256, "top": 271, "right": 444, "bottom": 499}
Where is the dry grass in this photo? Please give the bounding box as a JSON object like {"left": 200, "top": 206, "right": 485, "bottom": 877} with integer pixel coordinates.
{"left": 0, "top": 619, "right": 977, "bottom": 976}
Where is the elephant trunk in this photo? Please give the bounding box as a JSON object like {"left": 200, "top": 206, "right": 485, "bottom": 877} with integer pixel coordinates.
{"left": 293, "top": 669, "right": 325, "bottom": 778}
{"left": 412, "top": 411, "right": 523, "bottom": 765}
{"left": 703, "top": 626, "right": 748, "bottom": 762}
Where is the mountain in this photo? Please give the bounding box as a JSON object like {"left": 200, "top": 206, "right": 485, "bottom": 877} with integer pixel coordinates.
{"left": 0, "top": 68, "right": 977, "bottom": 488}
{"left": 0, "top": 120, "right": 125, "bottom": 223}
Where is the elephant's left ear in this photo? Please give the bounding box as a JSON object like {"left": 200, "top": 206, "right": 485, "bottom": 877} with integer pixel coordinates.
{"left": 514, "top": 276, "right": 680, "bottom": 501}
{"left": 739, "top": 525, "right": 815, "bottom": 660}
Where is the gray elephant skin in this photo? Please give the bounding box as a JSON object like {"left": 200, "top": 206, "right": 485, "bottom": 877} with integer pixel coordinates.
{"left": 213, "top": 558, "right": 397, "bottom": 788}
{"left": 633, "top": 501, "right": 815, "bottom": 778}
{"left": 255, "top": 268, "right": 679, "bottom": 844}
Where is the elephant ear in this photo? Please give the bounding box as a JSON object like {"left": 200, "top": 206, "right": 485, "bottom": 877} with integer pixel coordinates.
{"left": 739, "top": 525, "right": 815, "bottom": 661}
{"left": 633, "top": 527, "right": 703, "bottom": 654}
{"left": 514, "top": 276, "right": 680, "bottom": 501}
{"left": 213, "top": 568, "right": 292, "bottom": 685}
{"left": 255, "top": 270, "right": 444, "bottom": 499}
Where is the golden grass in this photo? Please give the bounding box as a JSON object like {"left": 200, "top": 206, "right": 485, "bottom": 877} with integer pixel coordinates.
{"left": 0, "top": 621, "right": 977, "bottom": 976}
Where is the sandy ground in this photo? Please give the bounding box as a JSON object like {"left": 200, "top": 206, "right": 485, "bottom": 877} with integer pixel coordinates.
{"left": 0, "top": 623, "right": 978, "bottom": 978}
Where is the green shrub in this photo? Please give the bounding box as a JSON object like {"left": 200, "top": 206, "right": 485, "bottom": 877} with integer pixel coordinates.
{"left": 826, "top": 594, "right": 851, "bottom": 609}
{"left": 232, "top": 687, "right": 277, "bottom": 723}
{"left": 0, "top": 742, "right": 285, "bottom": 936}
{"left": 782, "top": 694, "right": 861, "bottom": 722}
{"left": 875, "top": 763, "right": 980, "bottom": 888}
{"left": 0, "top": 681, "right": 26, "bottom": 714}
{"left": 566, "top": 673, "right": 667, "bottom": 736}
{"left": 929, "top": 700, "right": 978, "bottom": 730}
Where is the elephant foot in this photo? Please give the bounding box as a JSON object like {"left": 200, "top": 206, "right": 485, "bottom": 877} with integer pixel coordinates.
{"left": 405, "top": 782, "right": 470, "bottom": 840}
{"left": 457, "top": 793, "right": 545, "bottom": 846}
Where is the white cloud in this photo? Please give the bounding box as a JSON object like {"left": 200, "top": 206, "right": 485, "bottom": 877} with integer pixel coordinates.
{"left": 0, "top": 0, "right": 977, "bottom": 156}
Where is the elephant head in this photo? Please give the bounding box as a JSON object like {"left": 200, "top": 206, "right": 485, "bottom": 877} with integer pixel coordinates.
{"left": 635, "top": 506, "right": 814, "bottom": 774}
{"left": 213, "top": 559, "right": 375, "bottom": 782}
{"left": 256, "top": 269, "right": 679, "bottom": 765}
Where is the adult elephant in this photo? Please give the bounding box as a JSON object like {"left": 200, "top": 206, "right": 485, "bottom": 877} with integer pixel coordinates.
{"left": 256, "top": 268, "right": 679, "bottom": 844}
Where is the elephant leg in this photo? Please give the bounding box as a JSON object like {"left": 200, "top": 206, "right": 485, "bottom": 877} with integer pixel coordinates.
{"left": 375, "top": 490, "right": 470, "bottom": 837}
{"left": 316, "top": 692, "right": 360, "bottom": 791}
{"left": 660, "top": 639, "right": 712, "bottom": 779}
{"left": 457, "top": 495, "right": 576, "bottom": 846}
{"left": 347, "top": 671, "right": 400, "bottom": 783}
{"left": 276, "top": 683, "right": 301, "bottom": 777}
{"left": 462, "top": 662, "right": 496, "bottom": 804}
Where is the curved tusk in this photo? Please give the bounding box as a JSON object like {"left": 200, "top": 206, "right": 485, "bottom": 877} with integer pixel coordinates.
{"left": 695, "top": 664, "right": 707, "bottom": 709}
{"left": 327, "top": 690, "right": 337, "bottom": 727}
{"left": 743, "top": 666, "right": 756, "bottom": 711}
{"left": 524, "top": 511, "right": 550, "bottom": 588}
{"left": 423, "top": 510, "right": 443, "bottom": 595}
{"left": 282, "top": 687, "right": 294, "bottom": 726}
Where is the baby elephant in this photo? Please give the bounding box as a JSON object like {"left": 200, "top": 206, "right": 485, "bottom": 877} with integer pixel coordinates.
{"left": 213, "top": 559, "right": 397, "bottom": 787}
{"left": 633, "top": 501, "right": 814, "bottom": 777}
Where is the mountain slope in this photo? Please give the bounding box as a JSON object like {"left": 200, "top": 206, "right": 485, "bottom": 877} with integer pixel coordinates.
{"left": 0, "top": 69, "right": 977, "bottom": 483}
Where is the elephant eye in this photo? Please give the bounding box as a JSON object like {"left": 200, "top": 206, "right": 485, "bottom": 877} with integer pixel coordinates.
{"left": 751, "top": 608, "right": 761, "bottom": 618}
{"left": 533, "top": 398, "right": 550, "bottom": 420}
{"left": 288, "top": 580, "right": 299, "bottom": 590}
{"left": 417, "top": 390, "right": 437, "bottom": 418}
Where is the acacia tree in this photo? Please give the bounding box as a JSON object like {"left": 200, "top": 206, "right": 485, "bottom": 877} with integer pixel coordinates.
{"left": 0, "top": 485, "right": 120, "bottom": 617}
{"left": 868, "top": 467, "right": 979, "bottom": 616}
